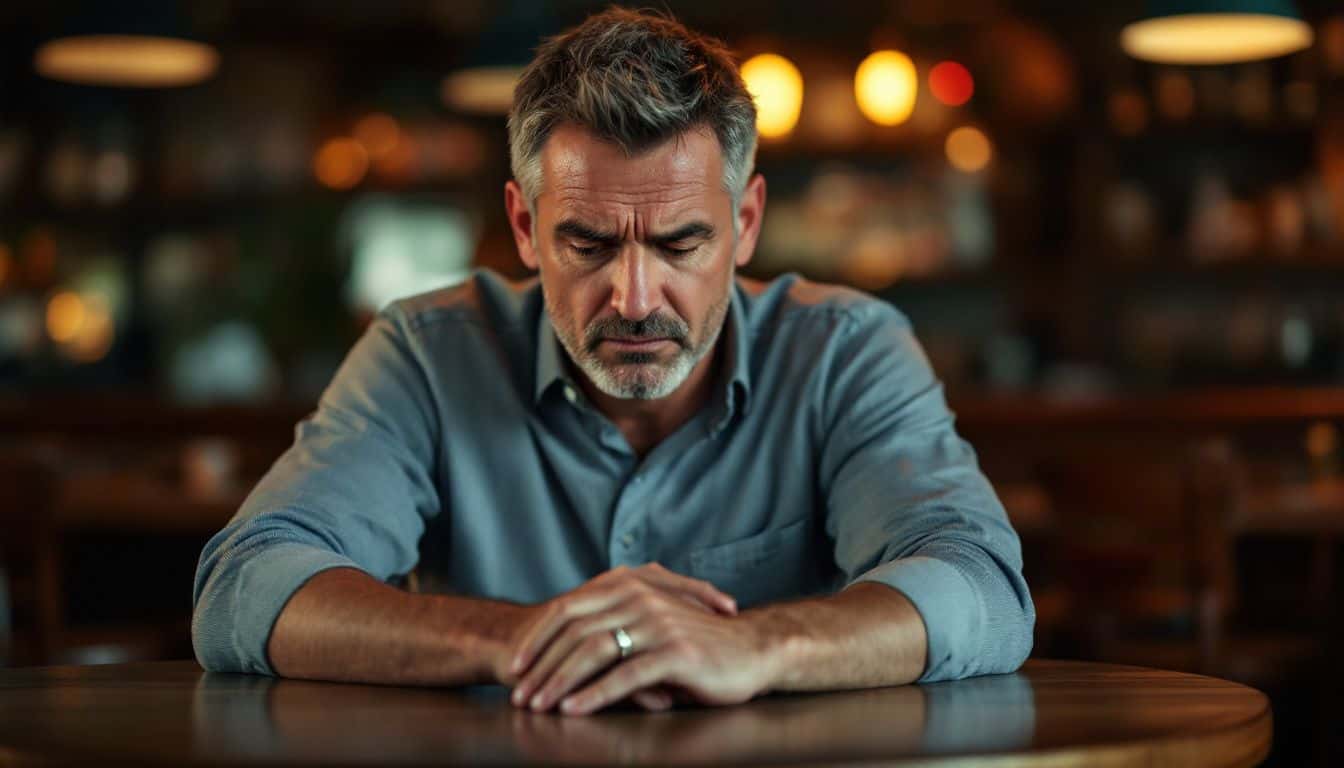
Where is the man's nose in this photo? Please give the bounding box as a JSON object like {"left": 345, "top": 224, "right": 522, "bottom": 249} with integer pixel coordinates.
{"left": 609, "top": 246, "right": 662, "bottom": 321}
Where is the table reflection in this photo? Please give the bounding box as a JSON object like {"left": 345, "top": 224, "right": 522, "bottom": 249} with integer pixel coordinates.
{"left": 191, "top": 671, "right": 1035, "bottom": 764}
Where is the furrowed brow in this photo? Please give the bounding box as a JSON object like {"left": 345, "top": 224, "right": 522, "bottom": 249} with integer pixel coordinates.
{"left": 554, "top": 220, "right": 618, "bottom": 244}
{"left": 650, "top": 222, "right": 715, "bottom": 245}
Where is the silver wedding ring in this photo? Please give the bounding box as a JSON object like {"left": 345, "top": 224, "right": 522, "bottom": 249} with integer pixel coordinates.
{"left": 612, "top": 626, "right": 634, "bottom": 659}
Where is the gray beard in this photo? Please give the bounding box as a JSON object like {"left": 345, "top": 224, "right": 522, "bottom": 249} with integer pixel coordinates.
{"left": 552, "top": 311, "right": 724, "bottom": 400}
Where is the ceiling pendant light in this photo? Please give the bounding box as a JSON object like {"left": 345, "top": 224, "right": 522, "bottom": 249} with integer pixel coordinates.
{"left": 1121, "top": 0, "right": 1313, "bottom": 65}
{"left": 33, "top": 3, "right": 218, "bottom": 88}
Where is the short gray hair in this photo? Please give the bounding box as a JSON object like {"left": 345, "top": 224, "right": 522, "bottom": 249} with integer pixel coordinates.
{"left": 507, "top": 7, "right": 758, "bottom": 212}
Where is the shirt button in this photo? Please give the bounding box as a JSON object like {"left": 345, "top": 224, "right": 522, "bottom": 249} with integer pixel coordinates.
{"left": 620, "top": 533, "right": 635, "bottom": 548}
{"left": 563, "top": 386, "right": 578, "bottom": 404}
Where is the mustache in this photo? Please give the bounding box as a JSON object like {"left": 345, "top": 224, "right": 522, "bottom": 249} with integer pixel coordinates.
{"left": 584, "top": 313, "right": 689, "bottom": 352}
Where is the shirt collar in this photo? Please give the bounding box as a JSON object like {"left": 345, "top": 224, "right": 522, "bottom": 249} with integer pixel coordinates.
{"left": 532, "top": 281, "right": 753, "bottom": 427}
{"left": 534, "top": 305, "right": 569, "bottom": 404}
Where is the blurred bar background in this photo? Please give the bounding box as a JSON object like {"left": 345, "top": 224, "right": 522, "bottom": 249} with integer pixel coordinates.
{"left": 0, "top": 0, "right": 1342, "bottom": 764}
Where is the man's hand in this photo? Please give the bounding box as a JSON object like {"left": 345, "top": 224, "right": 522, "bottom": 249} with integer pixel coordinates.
{"left": 504, "top": 563, "right": 776, "bottom": 715}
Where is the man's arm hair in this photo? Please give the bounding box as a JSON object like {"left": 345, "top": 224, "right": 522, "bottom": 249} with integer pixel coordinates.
{"left": 747, "top": 581, "right": 928, "bottom": 692}
{"left": 267, "top": 568, "right": 526, "bottom": 686}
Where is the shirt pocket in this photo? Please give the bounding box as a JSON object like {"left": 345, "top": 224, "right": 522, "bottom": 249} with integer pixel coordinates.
{"left": 686, "top": 516, "right": 816, "bottom": 608}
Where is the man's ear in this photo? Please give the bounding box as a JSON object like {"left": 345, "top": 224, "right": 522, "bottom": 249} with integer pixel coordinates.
{"left": 505, "top": 180, "right": 539, "bottom": 271}
{"left": 733, "top": 173, "right": 766, "bottom": 269}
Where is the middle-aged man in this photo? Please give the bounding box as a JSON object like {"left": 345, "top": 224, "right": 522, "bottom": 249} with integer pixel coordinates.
{"left": 192, "top": 8, "right": 1033, "bottom": 716}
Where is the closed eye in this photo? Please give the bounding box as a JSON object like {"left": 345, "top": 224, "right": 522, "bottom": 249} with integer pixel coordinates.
{"left": 568, "top": 242, "right": 610, "bottom": 258}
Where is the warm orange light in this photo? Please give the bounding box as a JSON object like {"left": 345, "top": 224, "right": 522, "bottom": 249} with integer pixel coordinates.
{"left": 34, "top": 35, "right": 218, "bottom": 87}
{"left": 313, "top": 138, "right": 369, "bottom": 190}
{"left": 945, "top": 126, "right": 993, "bottom": 173}
{"left": 354, "top": 113, "right": 401, "bottom": 158}
{"left": 441, "top": 67, "right": 523, "bottom": 114}
{"left": 1121, "top": 14, "right": 1312, "bottom": 65}
{"left": 63, "top": 296, "right": 114, "bottom": 363}
{"left": 46, "top": 291, "right": 86, "bottom": 343}
{"left": 928, "top": 61, "right": 974, "bottom": 107}
{"left": 741, "top": 53, "right": 805, "bottom": 139}
{"left": 855, "top": 50, "right": 918, "bottom": 126}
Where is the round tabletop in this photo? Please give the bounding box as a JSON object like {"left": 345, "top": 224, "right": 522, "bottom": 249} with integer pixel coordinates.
{"left": 0, "top": 659, "right": 1270, "bottom": 766}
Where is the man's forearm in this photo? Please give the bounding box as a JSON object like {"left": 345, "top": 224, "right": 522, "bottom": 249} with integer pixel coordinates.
{"left": 267, "top": 568, "right": 525, "bottom": 686}
{"left": 747, "top": 581, "right": 928, "bottom": 692}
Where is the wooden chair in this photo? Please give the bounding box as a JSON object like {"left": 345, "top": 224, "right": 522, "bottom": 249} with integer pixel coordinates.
{"left": 1037, "top": 438, "right": 1325, "bottom": 685}
{"left": 0, "top": 446, "right": 191, "bottom": 667}
{"left": 0, "top": 448, "right": 63, "bottom": 666}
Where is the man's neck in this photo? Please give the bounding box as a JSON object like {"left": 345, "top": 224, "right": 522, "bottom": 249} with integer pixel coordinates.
{"left": 572, "top": 338, "right": 723, "bottom": 459}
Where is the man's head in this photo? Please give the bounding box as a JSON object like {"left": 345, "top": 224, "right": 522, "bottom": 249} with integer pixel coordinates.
{"left": 504, "top": 7, "right": 766, "bottom": 401}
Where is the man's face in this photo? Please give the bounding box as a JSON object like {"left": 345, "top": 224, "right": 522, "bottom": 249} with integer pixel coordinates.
{"left": 506, "top": 124, "right": 763, "bottom": 400}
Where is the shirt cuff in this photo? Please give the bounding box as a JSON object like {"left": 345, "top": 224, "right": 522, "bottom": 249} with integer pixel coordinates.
{"left": 231, "top": 543, "right": 362, "bottom": 675}
{"left": 850, "top": 555, "right": 983, "bottom": 683}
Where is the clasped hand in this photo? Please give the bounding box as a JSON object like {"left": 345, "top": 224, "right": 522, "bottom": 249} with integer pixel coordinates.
{"left": 499, "top": 563, "right": 774, "bottom": 716}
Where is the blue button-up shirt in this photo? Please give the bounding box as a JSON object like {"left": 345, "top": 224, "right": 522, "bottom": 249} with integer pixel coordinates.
{"left": 192, "top": 270, "right": 1034, "bottom": 683}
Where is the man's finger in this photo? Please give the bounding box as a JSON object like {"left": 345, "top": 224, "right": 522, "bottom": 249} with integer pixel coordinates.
{"left": 513, "top": 604, "right": 637, "bottom": 707}
{"left": 636, "top": 565, "right": 737, "bottom": 615}
{"left": 529, "top": 630, "right": 627, "bottom": 711}
{"left": 629, "top": 687, "right": 673, "bottom": 711}
{"left": 559, "top": 649, "right": 680, "bottom": 716}
{"left": 510, "top": 587, "right": 625, "bottom": 676}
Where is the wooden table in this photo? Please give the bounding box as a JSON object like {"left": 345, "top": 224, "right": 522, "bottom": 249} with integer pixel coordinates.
{"left": 0, "top": 659, "right": 1270, "bottom": 766}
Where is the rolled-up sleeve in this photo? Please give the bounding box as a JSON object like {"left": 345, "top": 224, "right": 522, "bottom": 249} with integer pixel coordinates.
{"left": 818, "top": 302, "right": 1034, "bottom": 682}
{"left": 191, "top": 304, "right": 442, "bottom": 675}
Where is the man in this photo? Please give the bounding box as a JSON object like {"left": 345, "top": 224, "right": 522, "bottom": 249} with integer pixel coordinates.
{"left": 192, "top": 8, "right": 1033, "bottom": 715}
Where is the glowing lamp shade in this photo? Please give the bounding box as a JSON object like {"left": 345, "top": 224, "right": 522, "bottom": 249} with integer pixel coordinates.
{"left": 1121, "top": 1, "right": 1312, "bottom": 64}
{"left": 855, "top": 50, "right": 918, "bottom": 127}
{"left": 929, "top": 61, "right": 975, "bottom": 107}
{"left": 740, "top": 54, "right": 804, "bottom": 139}
{"left": 35, "top": 35, "right": 217, "bottom": 87}
{"left": 946, "top": 127, "right": 993, "bottom": 173}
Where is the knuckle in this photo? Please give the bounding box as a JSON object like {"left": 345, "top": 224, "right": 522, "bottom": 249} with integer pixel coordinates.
{"left": 634, "top": 590, "right": 662, "bottom": 612}
{"left": 546, "top": 598, "right": 569, "bottom": 621}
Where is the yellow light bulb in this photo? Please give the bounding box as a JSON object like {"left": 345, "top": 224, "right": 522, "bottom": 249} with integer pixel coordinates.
{"left": 855, "top": 50, "right": 918, "bottom": 127}
{"left": 740, "top": 53, "right": 804, "bottom": 139}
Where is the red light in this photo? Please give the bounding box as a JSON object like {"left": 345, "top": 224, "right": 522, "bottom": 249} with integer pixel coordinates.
{"left": 929, "top": 61, "right": 974, "bottom": 107}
